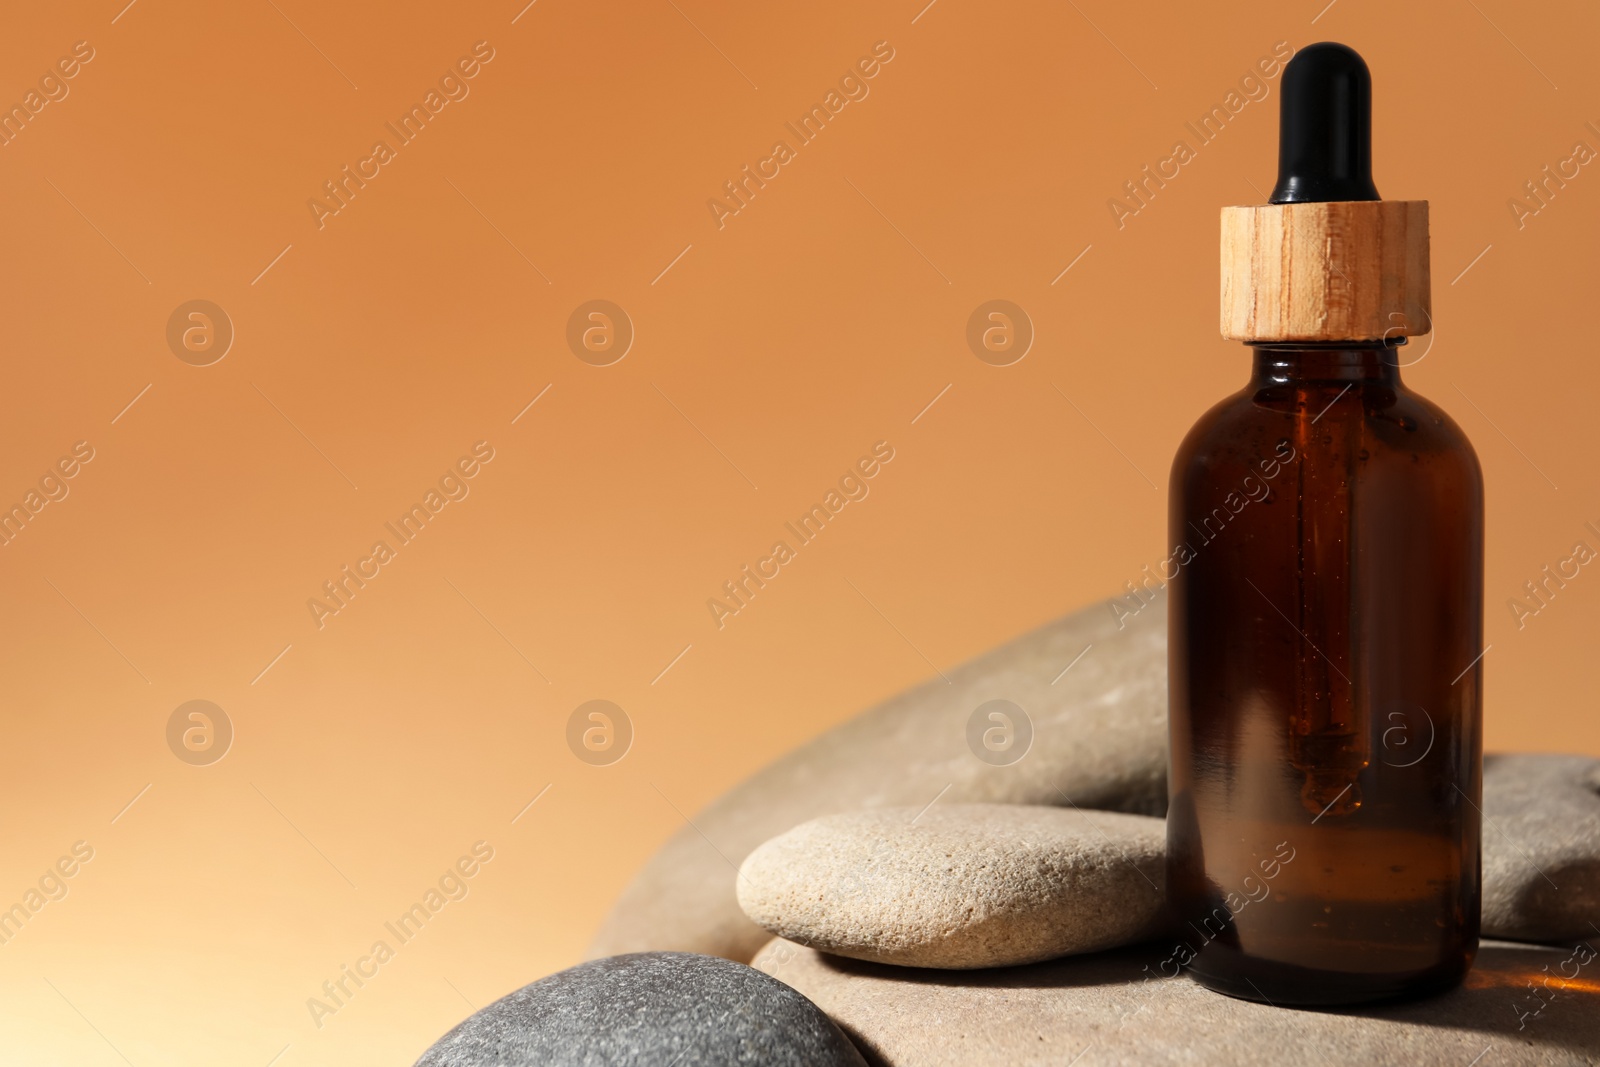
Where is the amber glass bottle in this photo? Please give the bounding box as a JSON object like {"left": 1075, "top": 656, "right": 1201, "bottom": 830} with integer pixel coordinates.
{"left": 1166, "top": 44, "right": 1484, "bottom": 1005}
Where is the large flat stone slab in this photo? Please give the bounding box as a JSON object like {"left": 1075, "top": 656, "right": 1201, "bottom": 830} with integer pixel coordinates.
{"left": 752, "top": 938, "right": 1600, "bottom": 1066}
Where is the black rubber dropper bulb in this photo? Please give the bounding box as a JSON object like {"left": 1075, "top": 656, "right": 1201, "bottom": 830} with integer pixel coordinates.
{"left": 1269, "top": 42, "right": 1380, "bottom": 204}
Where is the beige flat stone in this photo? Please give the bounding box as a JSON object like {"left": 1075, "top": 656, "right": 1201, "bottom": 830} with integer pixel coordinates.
{"left": 737, "top": 805, "right": 1166, "bottom": 969}
{"left": 752, "top": 938, "right": 1600, "bottom": 1066}
{"left": 589, "top": 592, "right": 1169, "bottom": 963}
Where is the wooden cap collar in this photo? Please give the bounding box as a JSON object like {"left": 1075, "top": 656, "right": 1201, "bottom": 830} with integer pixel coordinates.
{"left": 1220, "top": 200, "right": 1431, "bottom": 342}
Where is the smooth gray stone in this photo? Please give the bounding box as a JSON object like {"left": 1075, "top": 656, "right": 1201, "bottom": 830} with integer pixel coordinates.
{"left": 591, "top": 592, "right": 1169, "bottom": 962}
{"left": 753, "top": 938, "right": 1600, "bottom": 1066}
{"left": 414, "top": 952, "right": 865, "bottom": 1067}
{"left": 1482, "top": 752, "right": 1600, "bottom": 943}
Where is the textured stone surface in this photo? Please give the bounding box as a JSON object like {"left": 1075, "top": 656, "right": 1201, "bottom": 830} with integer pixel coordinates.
{"left": 737, "top": 805, "right": 1167, "bottom": 969}
{"left": 591, "top": 593, "right": 1169, "bottom": 962}
{"left": 752, "top": 939, "right": 1600, "bottom": 1066}
{"left": 1482, "top": 752, "right": 1600, "bottom": 944}
{"left": 414, "top": 952, "right": 866, "bottom": 1067}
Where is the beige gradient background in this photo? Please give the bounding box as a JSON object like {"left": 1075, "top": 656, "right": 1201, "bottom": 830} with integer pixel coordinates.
{"left": 2, "top": 0, "right": 1597, "bottom": 1062}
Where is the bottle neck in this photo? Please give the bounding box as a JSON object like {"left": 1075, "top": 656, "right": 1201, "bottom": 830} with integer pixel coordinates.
{"left": 1249, "top": 341, "right": 1403, "bottom": 388}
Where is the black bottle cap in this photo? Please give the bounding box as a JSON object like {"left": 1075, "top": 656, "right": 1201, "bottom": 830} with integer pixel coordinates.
{"left": 1269, "top": 42, "right": 1381, "bottom": 204}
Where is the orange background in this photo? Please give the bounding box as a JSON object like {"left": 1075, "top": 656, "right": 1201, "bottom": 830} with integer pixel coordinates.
{"left": 2, "top": 0, "right": 1598, "bottom": 1062}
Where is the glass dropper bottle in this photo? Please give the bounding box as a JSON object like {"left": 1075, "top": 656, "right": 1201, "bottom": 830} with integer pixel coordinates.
{"left": 1166, "top": 41, "right": 1484, "bottom": 1006}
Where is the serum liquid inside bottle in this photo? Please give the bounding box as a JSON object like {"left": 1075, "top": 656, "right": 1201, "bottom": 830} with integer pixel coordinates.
{"left": 1166, "top": 42, "right": 1484, "bottom": 1005}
